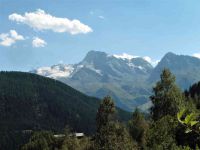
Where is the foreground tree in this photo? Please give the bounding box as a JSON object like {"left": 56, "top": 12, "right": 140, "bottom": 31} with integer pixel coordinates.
{"left": 150, "top": 68, "right": 184, "bottom": 121}
{"left": 95, "top": 96, "right": 137, "bottom": 150}
{"left": 147, "top": 115, "right": 178, "bottom": 149}
{"left": 61, "top": 127, "right": 92, "bottom": 150}
{"left": 21, "top": 131, "right": 56, "bottom": 150}
{"left": 128, "top": 108, "right": 149, "bottom": 149}
{"left": 96, "top": 96, "right": 115, "bottom": 133}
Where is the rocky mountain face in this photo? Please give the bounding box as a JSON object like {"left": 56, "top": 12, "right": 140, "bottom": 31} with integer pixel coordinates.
{"left": 32, "top": 51, "right": 200, "bottom": 111}
{"left": 148, "top": 52, "right": 200, "bottom": 89}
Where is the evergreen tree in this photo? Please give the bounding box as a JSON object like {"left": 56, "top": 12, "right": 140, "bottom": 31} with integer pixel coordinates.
{"left": 96, "top": 96, "right": 115, "bottom": 133}
{"left": 150, "top": 68, "right": 184, "bottom": 121}
{"left": 128, "top": 108, "right": 149, "bottom": 149}
{"left": 61, "top": 127, "right": 92, "bottom": 150}
{"left": 147, "top": 115, "right": 178, "bottom": 149}
{"left": 95, "top": 96, "right": 115, "bottom": 149}
{"left": 21, "top": 131, "right": 55, "bottom": 150}
{"left": 95, "top": 96, "right": 137, "bottom": 150}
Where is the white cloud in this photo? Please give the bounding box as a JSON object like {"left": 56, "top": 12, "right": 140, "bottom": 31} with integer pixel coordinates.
{"left": 0, "top": 30, "right": 24, "bottom": 47}
{"left": 9, "top": 9, "right": 93, "bottom": 35}
{"left": 32, "top": 37, "right": 47, "bottom": 48}
{"left": 193, "top": 53, "right": 200, "bottom": 59}
{"left": 98, "top": 15, "right": 105, "bottom": 19}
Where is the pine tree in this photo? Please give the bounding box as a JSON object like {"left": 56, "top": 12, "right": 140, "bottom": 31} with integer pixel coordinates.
{"left": 147, "top": 115, "right": 178, "bottom": 149}
{"left": 150, "top": 68, "right": 184, "bottom": 121}
{"left": 128, "top": 108, "right": 149, "bottom": 148}
{"left": 95, "top": 96, "right": 115, "bottom": 149}
{"left": 96, "top": 96, "right": 115, "bottom": 133}
{"left": 95, "top": 96, "right": 137, "bottom": 150}
{"left": 21, "top": 131, "right": 55, "bottom": 150}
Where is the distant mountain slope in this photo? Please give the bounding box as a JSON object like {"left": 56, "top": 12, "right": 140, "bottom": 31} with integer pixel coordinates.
{"left": 32, "top": 51, "right": 153, "bottom": 111}
{"left": 32, "top": 51, "right": 200, "bottom": 111}
{"left": 148, "top": 52, "right": 200, "bottom": 89}
{"left": 0, "top": 71, "right": 130, "bottom": 135}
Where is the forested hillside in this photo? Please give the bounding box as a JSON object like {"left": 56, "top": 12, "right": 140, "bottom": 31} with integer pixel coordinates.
{"left": 0, "top": 71, "right": 130, "bottom": 150}
{"left": 3, "top": 70, "right": 200, "bottom": 150}
{"left": 21, "top": 69, "right": 200, "bottom": 150}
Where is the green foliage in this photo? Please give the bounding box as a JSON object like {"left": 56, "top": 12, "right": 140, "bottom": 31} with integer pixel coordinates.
{"left": 0, "top": 71, "right": 100, "bottom": 133}
{"left": 176, "top": 108, "right": 200, "bottom": 149}
{"left": 95, "top": 122, "right": 137, "bottom": 150}
{"left": 177, "top": 109, "right": 199, "bottom": 134}
{"left": 60, "top": 126, "right": 92, "bottom": 150}
{"left": 147, "top": 115, "right": 178, "bottom": 150}
{"left": 21, "top": 131, "right": 56, "bottom": 150}
{"left": 61, "top": 136, "right": 91, "bottom": 150}
{"left": 96, "top": 96, "right": 115, "bottom": 132}
{"left": 185, "top": 81, "right": 200, "bottom": 109}
{"left": 150, "top": 68, "right": 184, "bottom": 121}
{"left": 4, "top": 68, "right": 200, "bottom": 149}
{"left": 0, "top": 131, "right": 30, "bottom": 150}
{"left": 0, "top": 71, "right": 131, "bottom": 150}
{"left": 21, "top": 130, "right": 92, "bottom": 150}
{"left": 128, "top": 108, "right": 149, "bottom": 149}
{"left": 95, "top": 96, "right": 137, "bottom": 150}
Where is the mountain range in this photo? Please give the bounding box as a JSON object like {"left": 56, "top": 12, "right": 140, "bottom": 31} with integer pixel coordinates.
{"left": 32, "top": 51, "right": 200, "bottom": 111}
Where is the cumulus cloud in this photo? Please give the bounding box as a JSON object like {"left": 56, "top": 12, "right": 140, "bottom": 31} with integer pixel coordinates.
{"left": 0, "top": 30, "right": 24, "bottom": 46}
{"left": 9, "top": 9, "right": 93, "bottom": 35}
{"left": 32, "top": 37, "right": 47, "bottom": 48}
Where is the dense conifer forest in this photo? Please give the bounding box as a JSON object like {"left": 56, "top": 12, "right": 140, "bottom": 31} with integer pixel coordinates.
{"left": 0, "top": 71, "right": 130, "bottom": 150}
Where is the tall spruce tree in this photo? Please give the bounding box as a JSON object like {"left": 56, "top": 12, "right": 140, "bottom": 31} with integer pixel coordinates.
{"left": 95, "top": 96, "right": 137, "bottom": 150}
{"left": 150, "top": 68, "right": 184, "bottom": 121}
{"left": 147, "top": 115, "right": 178, "bottom": 149}
{"left": 128, "top": 108, "right": 149, "bottom": 149}
{"left": 96, "top": 96, "right": 115, "bottom": 133}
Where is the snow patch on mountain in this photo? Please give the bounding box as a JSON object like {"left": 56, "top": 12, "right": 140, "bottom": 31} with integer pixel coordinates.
{"left": 113, "top": 53, "right": 158, "bottom": 67}
{"left": 113, "top": 53, "right": 138, "bottom": 60}
{"left": 143, "top": 56, "right": 159, "bottom": 67}
{"left": 193, "top": 53, "right": 200, "bottom": 59}
{"left": 35, "top": 64, "right": 74, "bottom": 79}
{"left": 75, "top": 64, "right": 103, "bottom": 76}
{"left": 33, "top": 51, "right": 154, "bottom": 80}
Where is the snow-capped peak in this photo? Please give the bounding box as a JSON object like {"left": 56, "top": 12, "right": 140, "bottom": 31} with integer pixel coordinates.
{"left": 143, "top": 56, "right": 152, "bottom": 63}
{"left": 143, "top": 56, "right": 159, "bottom": 67}
{"left": 113, "top": 53, "right": 138, "bottom": 60}
{"left": 113, "top": 53, "right": 159, "bottom": 67}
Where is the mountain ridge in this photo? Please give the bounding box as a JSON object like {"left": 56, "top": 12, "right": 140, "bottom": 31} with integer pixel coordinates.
{"left": 32, "top": 51, "right": 200, "bottom": 111}
{"left": 0, "top": 71, "right": 130, "bottom": 133}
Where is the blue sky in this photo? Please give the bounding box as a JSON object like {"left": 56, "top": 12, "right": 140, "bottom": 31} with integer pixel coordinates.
{"left": 1, "top": 0, "right": 200, "bottom": 71}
